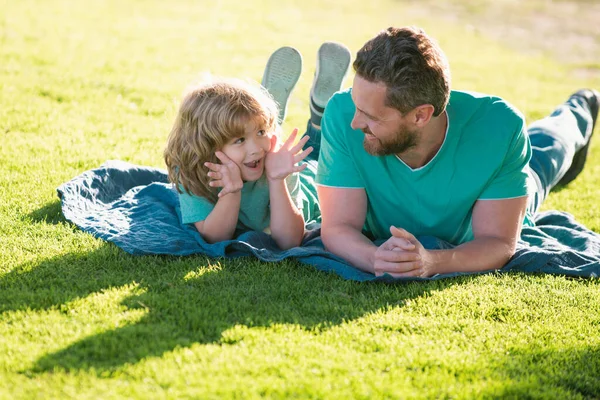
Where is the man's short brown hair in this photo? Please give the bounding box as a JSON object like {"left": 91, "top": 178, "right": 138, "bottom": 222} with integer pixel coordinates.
{"left": 353, "top": 26, "right": 451, "bottom": 117}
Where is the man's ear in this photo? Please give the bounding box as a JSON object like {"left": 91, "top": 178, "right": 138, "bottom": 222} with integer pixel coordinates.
{"left": 412, "top": 104, "right": 435, "bottom": 127}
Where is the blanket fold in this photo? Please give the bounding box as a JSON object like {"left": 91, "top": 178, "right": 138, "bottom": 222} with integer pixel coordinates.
{"left": 56, "top": 160, "right": 600, "bottom": 282}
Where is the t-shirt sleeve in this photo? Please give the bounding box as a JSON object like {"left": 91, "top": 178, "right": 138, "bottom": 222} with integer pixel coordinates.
{"left": 316, "top": 94, "right": 364, "bottom": 188}
{"left": 479, "top": 116, "right": 532, "bottom": 200}
{"left": 178, "top": 190, "right": 214, "bottom": 224}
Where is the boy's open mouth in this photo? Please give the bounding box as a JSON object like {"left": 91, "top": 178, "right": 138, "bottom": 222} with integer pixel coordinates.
{"left": 244, "top": 159, "right": 261, "bottom": 169}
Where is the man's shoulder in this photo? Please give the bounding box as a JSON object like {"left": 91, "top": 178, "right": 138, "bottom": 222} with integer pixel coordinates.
{"left": 448, "top": 91, "right": 529, "bottom": 166}
{"left": 450, "top": 90, "right": 525, "bottom": 125}
{"left": 327, "top": 88, "right": 354, "bottom": 112}
{"left": 322, "top": 89, "right": 356, "bottom": 136}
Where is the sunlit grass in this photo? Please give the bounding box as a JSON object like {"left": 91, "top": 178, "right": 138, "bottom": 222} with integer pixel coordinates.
{"left": 1, "top": 0, "right": 599, "bottom": 398}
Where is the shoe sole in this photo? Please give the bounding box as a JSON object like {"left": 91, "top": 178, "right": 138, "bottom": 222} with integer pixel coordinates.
{"left": 310, "top": 42, "right": 351, "bottom": 109}
{"left": 261, "top": 47, "right": 303, "bottom": 125}
{"left": 557, "top": 89, "right": 599, "bottom": 186}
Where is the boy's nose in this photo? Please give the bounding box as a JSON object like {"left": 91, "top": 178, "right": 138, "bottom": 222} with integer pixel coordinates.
{"left": 248, "top": 140, "right": 263, "bottom": 155}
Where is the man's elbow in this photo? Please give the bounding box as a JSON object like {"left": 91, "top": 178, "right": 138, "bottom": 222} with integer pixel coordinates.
{"left": 505, "top": 240, "right": 518, "bottom": 261}
{"left": 320, "top": 223, "right": 349, "bottom": 251}
{"left": 489, "top": 235, "right": 518, "bottom": 263}
{"left": 320, "top": 223, "right": 333, "bottom": 250}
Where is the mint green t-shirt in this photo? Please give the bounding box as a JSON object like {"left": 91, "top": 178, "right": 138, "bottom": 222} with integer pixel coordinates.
{"left": 178, "top": 160, "right": 320, "bottom": 233}
{"left": 316, "top": 89, "right": 537, "bottom": 244}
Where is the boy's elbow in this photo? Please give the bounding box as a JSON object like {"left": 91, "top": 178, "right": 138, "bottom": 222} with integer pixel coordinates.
{"left": 195, "top": 222, "right": 234, "bottom": 244}
{"left": 273, "top": 231, "right": 304, "bottom": 250}
{"left": 201, "top": 233, "right": 231, "bottom": 244}
{"left": 275, "top": 237, "right": 303, "bottom": 250}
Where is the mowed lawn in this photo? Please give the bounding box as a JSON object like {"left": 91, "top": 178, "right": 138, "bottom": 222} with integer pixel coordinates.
{"left": 1, "top": 0, "right": 600, "bottom": 398}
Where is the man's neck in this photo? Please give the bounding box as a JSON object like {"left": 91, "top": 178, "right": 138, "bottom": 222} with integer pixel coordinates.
{"left": 396, "top": 111, "right": 448, "bottom": 169}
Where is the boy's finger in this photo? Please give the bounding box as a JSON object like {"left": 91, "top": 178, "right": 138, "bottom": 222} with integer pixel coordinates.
{"left": 215, "top": 151, "right": 232, "bottom": 164}
{"left": 204, "top": 162, "right": 222, "bottom": 171}
{"left": 290, "top": 135, "right": 310, "bottom": 153}
{"left": 269, "top": 134, "right": 279, "bottom": 151}
{"left": 293, "top": 147, "right": 313, "bottom": 163}
{"left": 283, "top": 128, "right": 299, "bottom": 149}
{"left": 208, "top": 180, "right": 224, "bottom": 188}
{"left": 217, "top": 186, "right": 234, "bottom": 197}
{"left": 293, "top": 163, "right": 308, "bottom": 173}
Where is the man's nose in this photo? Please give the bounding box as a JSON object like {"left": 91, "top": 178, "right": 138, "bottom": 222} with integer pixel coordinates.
{"left": 350, "top": 111, "right": 363, "bottom": 130}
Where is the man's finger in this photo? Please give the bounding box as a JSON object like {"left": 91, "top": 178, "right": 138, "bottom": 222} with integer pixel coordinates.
{"left": 384, "top": 269, "right": 425, "bottom": 279}
{"left": 374, "top": 260, "right": 422, "bottom": 274}
{"left": 381, "top": 237, "right": 415, "bottom": 251}
{"left": 389, "top": 237, "right": 415, "bottom": 250}
{"left": 377, "top": 249, "right": 421, "bottom": 263}
{"left": 390, "top": 226, "right": 417, "bottom": 243}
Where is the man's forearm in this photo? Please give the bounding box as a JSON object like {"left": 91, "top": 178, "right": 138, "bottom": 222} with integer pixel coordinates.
{"left": 321, "top": 225, "right": 378, "bottom": 273}
{"left": 429, "top": 236, "right": 515, "bottom": 274}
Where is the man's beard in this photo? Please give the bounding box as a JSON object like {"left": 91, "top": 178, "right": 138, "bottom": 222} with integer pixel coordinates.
{"left": 362, "top": 125, "right": 418, "bottom": 156}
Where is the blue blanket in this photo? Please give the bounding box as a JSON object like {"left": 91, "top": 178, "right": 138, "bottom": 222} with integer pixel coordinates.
{"left": 57, "top": 160, "right": 600, "bottom": 282}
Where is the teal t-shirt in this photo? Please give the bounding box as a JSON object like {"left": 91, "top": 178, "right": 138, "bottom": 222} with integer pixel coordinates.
{"left": 316, "top": 89, "right": 537, "bottom": 244}
{"left": 178, "top": 160, "right": 320, "bottom": 233}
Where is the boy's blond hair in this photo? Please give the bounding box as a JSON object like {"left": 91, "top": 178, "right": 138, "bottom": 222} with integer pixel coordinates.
{"left": 164, "top": 78, "right": 278, "bottom": 203}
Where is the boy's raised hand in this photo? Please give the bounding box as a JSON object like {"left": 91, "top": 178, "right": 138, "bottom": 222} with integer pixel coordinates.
{"left": 265, "top": 128, "right": 313, "bottom": 182}
{"left": 205, "top": 151, "right": 244, "bottom": 198}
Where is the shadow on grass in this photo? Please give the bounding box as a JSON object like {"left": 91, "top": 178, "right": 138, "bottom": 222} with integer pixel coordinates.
{"left": 26, "top": 199, "right": 66, "bottom": 225}
{"left": 481, "top": 344, "right": 600, "bottom": 398}
{"left": 0, "top": 242, "right": 466, "bottom": 374}
{"left": 549, "top": 183, "right": 570, "bottom": 194}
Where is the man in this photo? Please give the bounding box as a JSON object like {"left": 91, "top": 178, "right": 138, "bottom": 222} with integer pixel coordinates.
{"left": 316, "top": 26, "right": 599, "bottom": 278}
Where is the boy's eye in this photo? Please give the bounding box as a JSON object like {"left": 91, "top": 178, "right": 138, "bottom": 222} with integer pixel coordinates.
{"left": 257, "top": 130, "right": 266, "bottom": 136}
{"left": 233, "top": 137, "right": 245, "bottom": 144}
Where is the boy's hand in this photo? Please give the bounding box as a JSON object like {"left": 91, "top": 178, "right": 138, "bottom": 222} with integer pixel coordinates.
{"left": 265, "top": 128, "right": 313, "bottom": 182}
{"left": 205, "top": 151, "right": 244, "bottom": 198}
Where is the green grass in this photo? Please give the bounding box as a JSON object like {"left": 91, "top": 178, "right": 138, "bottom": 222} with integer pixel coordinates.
{"left": 2, "top": 0, "right": 600, "bottom": 398}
